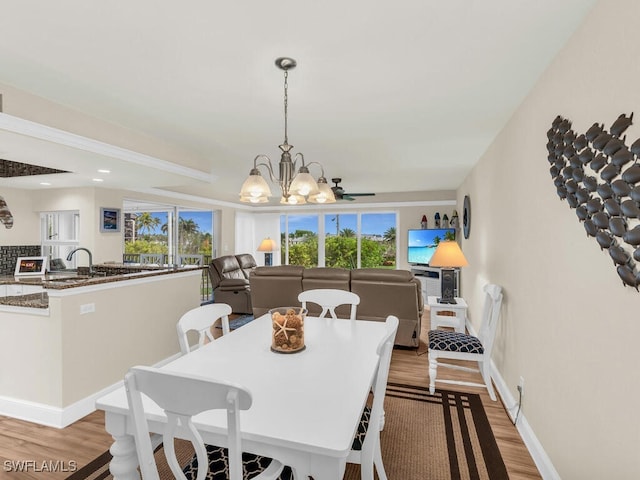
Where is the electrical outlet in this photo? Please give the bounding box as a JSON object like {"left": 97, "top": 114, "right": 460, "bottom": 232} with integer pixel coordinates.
{"left": 517, "top": 376, "right": 525, "bottom": 395}
{"left": 80, "top": 303, "right": 95, "bottom": 314}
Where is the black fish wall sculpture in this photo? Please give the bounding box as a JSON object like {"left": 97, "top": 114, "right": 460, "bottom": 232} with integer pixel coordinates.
{"left": 547, "top": 113, "right": 640, "bottom": 290}
{"left": 0, "top": 196, "right": 13, "bottom": 229}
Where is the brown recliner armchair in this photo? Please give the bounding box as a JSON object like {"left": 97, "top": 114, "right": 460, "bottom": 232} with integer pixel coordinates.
{"left": 208, "top": 254, "right": 256, "bottom": 314}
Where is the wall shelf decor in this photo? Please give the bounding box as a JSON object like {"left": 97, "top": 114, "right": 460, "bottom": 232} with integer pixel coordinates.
{"left": 546, "top": 113, "right": 640, "bottom": 290}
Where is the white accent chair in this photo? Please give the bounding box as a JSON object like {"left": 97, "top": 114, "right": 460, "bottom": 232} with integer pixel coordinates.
{"left": 177, "top": 304, "right": 232, "bottom": 355}
{"left": 298, "top": 288, "right": 360, "bottom": 320}
{"left": 428, "top": 284, "right": 503, "bottom": 401}
{"left": 347, "top": 315, "right": 399, "bottom": 480}
{"left": 124, "top": 366, "right": 286, "bottom": 480}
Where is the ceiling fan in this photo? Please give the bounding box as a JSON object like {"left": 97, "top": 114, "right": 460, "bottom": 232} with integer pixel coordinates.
{"left": 331, "top": 178, "right": 375, "bottom": 201}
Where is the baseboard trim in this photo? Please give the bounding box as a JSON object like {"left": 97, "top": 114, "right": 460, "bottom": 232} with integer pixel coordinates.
{"left": 461, "top": 321, "right": 560, "bottom": 480}
{"left": 0, "top": 351, "right": 182, "bottom": 428}
{"left": 490, "top": 361, "right": 560, "bottom": 480}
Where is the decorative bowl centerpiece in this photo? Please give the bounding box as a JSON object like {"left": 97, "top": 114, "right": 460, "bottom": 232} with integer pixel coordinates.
{"left": 270, "top": 307, "right": 306, "bottom": 353}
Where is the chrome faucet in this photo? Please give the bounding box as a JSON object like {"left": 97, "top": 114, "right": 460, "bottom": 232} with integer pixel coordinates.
{"left": 67, "top": 247, "right": 94, "bottom": 275}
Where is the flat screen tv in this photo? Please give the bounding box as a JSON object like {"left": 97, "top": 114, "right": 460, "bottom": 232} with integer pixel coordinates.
{"left": 407, "top": 228, "right": 455, "bottom": 265}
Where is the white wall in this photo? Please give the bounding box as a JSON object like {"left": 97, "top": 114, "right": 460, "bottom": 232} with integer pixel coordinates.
{"left": 251, "top": 213, "right": 281, "bottom": 266}
{"left": 0, "top": 188, "right": 39, "bottom": 245}
{"left": 459, "top": 0, "right": 640, "bottom": 477}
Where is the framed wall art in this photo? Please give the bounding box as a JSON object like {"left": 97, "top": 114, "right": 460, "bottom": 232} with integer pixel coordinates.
{"left": 100, "top": 207, "right": 121, "bottom": 233}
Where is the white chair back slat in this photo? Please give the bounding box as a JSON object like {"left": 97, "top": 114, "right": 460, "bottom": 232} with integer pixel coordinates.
{"left": 298, "top": 289, "right": 360, "bottom": 320}
{"left": 176, "top": 303, "right": 232, "bottom": 355}
{"left": 124, "top": 366, "right": 255, "bottom": 480}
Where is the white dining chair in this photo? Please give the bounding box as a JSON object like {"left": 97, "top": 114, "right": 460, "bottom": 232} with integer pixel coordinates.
{"left": 347, "top": 315, "right": 399, "bottom": 480}
{"left": 124, "top": 366, "right": 286, "bottom": 480}
{"left": 428, "top": 284, "right": 503, "bottom": 400}
{"left": 176, "top": 303, "right": 232, "bottom": 355}
{"left": 298, "top": 288, "right": 360, "bottom": 320}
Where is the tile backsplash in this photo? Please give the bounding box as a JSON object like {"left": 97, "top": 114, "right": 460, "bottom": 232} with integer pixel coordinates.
{"left": 0, "top": 245, "right": 41, "bottom": 275}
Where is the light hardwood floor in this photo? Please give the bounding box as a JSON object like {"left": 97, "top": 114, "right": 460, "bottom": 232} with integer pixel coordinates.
{"left": 0, "top": 314, "right": 541, "bottom": 479}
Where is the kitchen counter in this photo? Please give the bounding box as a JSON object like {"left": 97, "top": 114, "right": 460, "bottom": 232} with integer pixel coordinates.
{"left": 0, "top": 263, "right": 204, "bottom": 308}
{"left": 0, "top": 292, "right": 48, "bottom": 309}
{"left": 0, "top": 265, "right": 203, "bottom": 426}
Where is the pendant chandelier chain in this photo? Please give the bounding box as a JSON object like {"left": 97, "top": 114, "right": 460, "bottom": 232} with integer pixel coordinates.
{"left": 283, "top": 69, "right": 289, "bottom": 145}
{"left": 238, "top": 57, "right": 336, "bottom": 205}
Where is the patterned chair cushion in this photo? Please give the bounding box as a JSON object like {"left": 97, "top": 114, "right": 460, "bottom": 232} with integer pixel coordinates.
{"left": 351, "top": 405, "right": 371, "bottom": 451}
{"left": 182, "top": 445, "right": 292, "bottom": 480}
{"left": 428, "top": 330, "right": 484, "bottom": 354}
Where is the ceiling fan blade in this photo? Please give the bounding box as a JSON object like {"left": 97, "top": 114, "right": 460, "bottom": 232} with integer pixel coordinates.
{"left": 331, "top": 178, "right": 375, "bottom": 201}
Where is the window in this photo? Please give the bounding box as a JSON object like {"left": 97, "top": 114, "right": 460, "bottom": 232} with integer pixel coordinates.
{"left": 280, "top": 214, "right": 318, "bottom": 267}
{"left": 280, "top": 211, "right": 396, "bottom": 269}
{"left": 124, "top": 205, "right": 213, "bottom": 264}
{"left": 361, "top": 213, "right": 396, "bottom": 268}
{"left": 325, "top": 213, "right": 357, "bottom": 268}
{"left": 41, "top": 211, "right": 80, "bottom": 269}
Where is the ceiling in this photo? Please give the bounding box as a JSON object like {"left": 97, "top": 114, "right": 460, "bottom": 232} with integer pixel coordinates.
{"left": 0, "top": 0, "right": 597, "bottom": 206}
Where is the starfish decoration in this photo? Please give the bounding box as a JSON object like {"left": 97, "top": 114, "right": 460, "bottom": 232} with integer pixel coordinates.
{"left": 274, "top": 317, "right": 297, "bottom": 341}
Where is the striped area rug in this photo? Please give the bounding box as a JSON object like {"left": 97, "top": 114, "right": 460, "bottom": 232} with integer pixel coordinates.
{"left": 344, "top": 383, "right": 509, "bottom": 480}
{"left": 68, "top": 384, "right": 507, "bottom": 480}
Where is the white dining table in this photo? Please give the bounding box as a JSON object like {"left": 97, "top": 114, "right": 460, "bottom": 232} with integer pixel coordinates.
{"left": 95, "top": 313, "right": 388, "bottom": 480}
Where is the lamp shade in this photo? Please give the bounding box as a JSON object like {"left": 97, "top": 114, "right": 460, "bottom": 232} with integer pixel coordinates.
{"left": 257, "top": 237, "right": 278, "bottom": 252}
{"left": 429, "top": 240, "right": 468, "bottom": 268}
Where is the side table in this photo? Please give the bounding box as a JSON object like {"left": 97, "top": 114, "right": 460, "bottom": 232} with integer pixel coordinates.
{"left": 427, "top": 296, "right": 468, "bottom": 333}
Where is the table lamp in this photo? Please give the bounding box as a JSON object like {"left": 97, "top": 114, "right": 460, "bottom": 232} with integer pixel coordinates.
{"left": 428, "top": 240, "right": 468, "bottom": 304}
{"left": 257, "top": 237, "right": 278, "bottom": 266}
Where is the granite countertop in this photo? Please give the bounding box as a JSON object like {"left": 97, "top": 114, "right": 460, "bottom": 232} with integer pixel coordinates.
{"left": 0, "top": 264, "right": 204, "bottom": 309}
{"left": 42, "top": 264, "right": 205, "bottom": 290}
{"left": 0, "top": 292, "right": 48, "bottom": 309}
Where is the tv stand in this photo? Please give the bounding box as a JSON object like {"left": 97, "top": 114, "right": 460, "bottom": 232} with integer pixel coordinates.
{"left": 410, "top": 266, "right": 459, "bottom": 302}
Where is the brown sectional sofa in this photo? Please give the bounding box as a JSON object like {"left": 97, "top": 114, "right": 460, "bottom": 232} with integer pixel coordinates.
{"left": 249, "top": 266, "right": 423, "bottom": 347}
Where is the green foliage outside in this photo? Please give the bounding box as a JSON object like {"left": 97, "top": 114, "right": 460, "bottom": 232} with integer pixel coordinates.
{"left": 282, "top": 229, "right": 395, "bottom": 269}
{"left": 287, "top": 235, "right": 319, "bottom": 267}
{"left": 124, "top": 215, "right": 212, "bottom": 256}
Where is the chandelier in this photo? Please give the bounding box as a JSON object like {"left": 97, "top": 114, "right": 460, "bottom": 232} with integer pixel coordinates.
{"left": 239, "top": 57, "right": 335, "bottom": 205}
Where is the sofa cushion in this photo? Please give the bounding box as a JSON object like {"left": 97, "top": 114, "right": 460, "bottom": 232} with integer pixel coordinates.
{"left": 350, "top": 268, "right": 415, "bottom": 282}
{"left": 218, "top": 278, "right": 250, "bottom": 291}
{"left": 252, "top": 265, "right": 305, "bottom": 277}
{"left": 236, "top": 253, "right": 257, "bottom": 279}
{"left": 249, "top": 266, "right": 305, "bottom": 318}
{"left": 213, "top": 255, "right": 245, "bottom": 280}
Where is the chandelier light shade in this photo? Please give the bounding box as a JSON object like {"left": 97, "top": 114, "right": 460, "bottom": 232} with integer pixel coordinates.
{"left": 429, "top": 240, "right": 469, "bottom": 305}
{"left": 239, "top": 57, "right": 335, "bottom": 205}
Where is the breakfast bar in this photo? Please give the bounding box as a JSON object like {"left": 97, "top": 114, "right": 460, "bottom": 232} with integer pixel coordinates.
{"left": 0, "top": 265, "right": 203, "bottom": 428}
